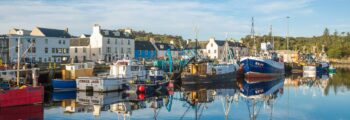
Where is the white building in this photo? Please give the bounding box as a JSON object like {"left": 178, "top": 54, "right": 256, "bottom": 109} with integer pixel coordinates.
{"left": 89, "top": 24, "right": 135, "bottom": 62}
{"left": 205, "top": 37, "right": 249, "bottom": 60}
{"left": 8, "top": 27, "right": 71, "bottom": 63}
{"left": 70, "top": 38, "right": 90, "bottom": 63}
{"left": 206, "top": 37, "right": 226, "bottom": 60}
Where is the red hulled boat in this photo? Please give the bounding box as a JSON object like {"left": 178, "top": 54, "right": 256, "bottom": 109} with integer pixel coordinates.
{"left": 0, "top": 86, "right": 44, "bottom": 107}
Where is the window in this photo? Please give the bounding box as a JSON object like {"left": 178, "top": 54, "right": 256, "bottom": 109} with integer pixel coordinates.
{"left": 66, "top": 48, "right": 69, "bottom": 53}
{"left": 121, "top": 48, "right": 124, "bottom": 54}
{"left": 208, "top": 50, "right": 210, "bottom": 53}
{"left": 128, "top": 39, "right": 130, "bottom": 45}
{"left": 32, "top": 47, "right": 36, "bottom": 53}
{"left": 214, "top": 50, "right": 216, "bottom": 53}
{"left": 83, "top": 56, "right": 86, "bottom": 61}
{"left": 127, "top": 48, "right": 131, "bottom": 54}
{"left": 52, "top": 48, "right": 55, "bottom": 53}
{"left": 59, "top": 40, "right": 61, "bottom": 44}
{"left": 45, "top": 39, "right": 48, "bottom": 44}
{"left": 32, "top": 39, "right": 36, "bottom": 43}
{"left": 121, "top": 39, "right": 124, "bottom": 45}
{"left": 75, "top": 48, "right": 78, "bottom": 53}
{"left": 115, "top": 47, "right": 118, "bottom": 53}
{"left": 63, "top": 40, "right": 65, "bottom": 45}
{"left": 107, "top": 39, "right": 110, "bottom": 44}
{"left": 48, "top": 57, "right": 51, "bottom": 62}
{"left": 107, "top": 47, "right": 111, "bottom": 53}
{"left": 16, "top": 47, "right": 18, "bottom": 53}
{"left": 99, "top": 48, "right": 101, "bottom": 54}
{"left": 115, "top": 39, "right": 118, "bottom": 44}
{"left": 44, "top": 58, "right": 47, "bottom": 62}
{"left": 39, "top": 57, "right": 42, "bottom": 63}
{"left": 211, "top": 43, "right": 213, "bottom": 47}
{"left": 27, "top": 38, "right": 31, "bottom": 43}
{"left": 83, "top": 47, "right": 86, "bottom": 53}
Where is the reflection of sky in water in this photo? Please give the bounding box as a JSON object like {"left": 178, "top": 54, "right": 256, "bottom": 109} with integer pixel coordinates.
{"left": 44, "top": 72, "right": 350, "bottom": 120}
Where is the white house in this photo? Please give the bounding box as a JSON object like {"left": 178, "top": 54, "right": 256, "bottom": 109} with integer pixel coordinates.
{"left": 8, "top": 27, "right": 71, "bottom": 63}
{"left": 206, "top": 37, "right": 226, "bottom": 60}
{"left": 205, "top": 37, "right": 249, "bottom": 60}
{"left": 70, "top": 38, "right": 91, "bottom": 63}
{"left": 89, "top": 24, "right": 135, "bottom": 62}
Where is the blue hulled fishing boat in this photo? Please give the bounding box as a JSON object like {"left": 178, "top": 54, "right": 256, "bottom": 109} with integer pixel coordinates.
{"left": 239, "top": 18, "right": 284, "bottom": 78}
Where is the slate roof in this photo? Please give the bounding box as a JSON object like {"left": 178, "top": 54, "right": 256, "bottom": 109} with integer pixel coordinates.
{"left": 214, "top": 40, "right": 226, "bottom": 46}
{"left": 99, "top": 29, "right": 134, "bottom": 39}
{"left": 37, "top": 27, "right": 71, "bottom": 38}
{"left": 187, "top": 41, "right": 208, "bottom": 49}
{"left": 135, "top": 41, "right": 156, "bottom": 50}
{"left": 227, "top": 41, "right": 246, "bottom": 47}
{"left": 70, "top": 38, "right": 90, "bottom": 46}
{"left": 154, "top": 43, "right": 177, "bottom": 51}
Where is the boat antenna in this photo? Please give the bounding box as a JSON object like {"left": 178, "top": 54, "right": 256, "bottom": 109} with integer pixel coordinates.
{"left": 194, "top": 25, "right": 198, "bottom": 58}
{"left": 16, "top": 36, "right": 21, "bottom": 86}
{"left": 251, "top": 17, "right": 256, "bottom": 56}
{"left": 270, "top": 25, "right": 274, "bottom": 51}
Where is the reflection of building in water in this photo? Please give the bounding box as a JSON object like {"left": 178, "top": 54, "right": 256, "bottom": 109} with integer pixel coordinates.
{"left": 215, "top": 88, "right": 240, "bottom": 120}
{"left": 110, "top": 101, "right": 147, "bottom": 119}
{"left": 284, "top": 74, "right": 329, "bottom": 96}
{"left": 184, "top": 89, "right": 215, "bottom": 105}
{"left": 237, "top": 77, "right": 285, "bottom": 120}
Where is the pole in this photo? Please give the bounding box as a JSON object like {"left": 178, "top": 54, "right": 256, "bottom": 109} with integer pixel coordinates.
{"left": 17, "top": 37, "right": 21, "bottom": 86}
{"left": 286, "top": 16, "right": 290, "bottom": 50}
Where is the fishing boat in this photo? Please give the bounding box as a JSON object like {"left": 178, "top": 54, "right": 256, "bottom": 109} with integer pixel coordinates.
{"left": 76, "top": 59, "right": 147, "bottom": 92}
{"left": 0, "top": 37, "right": 43, "bottom": 107}
{"left": 52, "top": 62, "right": 94, "bottom": 90}
{"left": 239, "top": 18, "right": 284, "bottom": 78}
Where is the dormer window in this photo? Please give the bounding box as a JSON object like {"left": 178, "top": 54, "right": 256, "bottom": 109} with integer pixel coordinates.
{"left": 113, "top": 31, "right": 120, "bottom": 36}
{"left": 104, "top": 31, "right": 109, "bottom": 35}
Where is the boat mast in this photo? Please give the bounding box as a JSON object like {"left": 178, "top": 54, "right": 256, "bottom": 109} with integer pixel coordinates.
{"left": 251, "top": 17, "right": 256, "bottom": 57}
{"left": 270, "top": 25, "right": 274, "bottom": 51}
{"left": 16, "top": 37, "right": 20, "bottom": 86}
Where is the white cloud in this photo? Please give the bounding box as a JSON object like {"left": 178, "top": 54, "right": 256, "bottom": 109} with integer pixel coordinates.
{"left": 0, "top": 0, "right": 251, "bottom": 40}
{"left": 254, "top": 0, "right": 313, "bottom": 14}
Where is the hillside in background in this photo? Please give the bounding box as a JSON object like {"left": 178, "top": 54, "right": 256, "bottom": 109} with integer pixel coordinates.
{"left": 241, "top": 28, "right": 350, "bottom": 59}
{"left": 133, "top": 30, "right": 186, "bottom": 48}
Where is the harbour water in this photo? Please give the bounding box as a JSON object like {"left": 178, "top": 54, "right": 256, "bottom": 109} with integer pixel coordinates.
{"left": 2, "top": 68, "right": 350, "bottom": 120}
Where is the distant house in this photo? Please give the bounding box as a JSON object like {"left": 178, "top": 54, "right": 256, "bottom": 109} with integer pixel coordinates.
{"left": 150, "top": 39, "right": 178, "bottom": 59}
{"left": 206, "top": 37, "right": 226, "bottom": 60}
{"left": 205, "top": 37, "right": 248, "bottom": 60}
{"left": 187, "top": 41, "right": 209, "bottom": 56}
{"left": 8, "top": 27, "right": 71, "bottom": 63}
{"left": 90, "top": 24, "right": 135, "bottom": 62}
{"left": 134, "top": 41, "right": 157, "bottom": 60}
{"left": 70, "top": 38, "right": 90, "bottom": 63}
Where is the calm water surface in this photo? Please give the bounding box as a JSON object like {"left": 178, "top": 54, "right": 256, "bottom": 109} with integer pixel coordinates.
{"left": 5, "top": 68, "right": 350, "bottom": 120}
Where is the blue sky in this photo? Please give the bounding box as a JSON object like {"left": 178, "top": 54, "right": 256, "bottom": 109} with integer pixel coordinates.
{"left": 0, "top": 0, "right": 349, "bottom": 40}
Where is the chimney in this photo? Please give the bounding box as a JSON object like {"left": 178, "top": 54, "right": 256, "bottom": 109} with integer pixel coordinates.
{"left": 64, "top": 28, "right": 68, "bottom": 33}
{"left": 149, "top": 37, "right": 155, "bottom": 43}
{"left": 209, "top": 37, "right": 215, "bottom": 41}
{"left": 93, "top": 24, "right": 101, "bottom": 34}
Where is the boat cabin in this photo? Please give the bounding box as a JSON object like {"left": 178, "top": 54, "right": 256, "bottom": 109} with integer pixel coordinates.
{"left": 109, "top": 60, "right": 146, "bottom": 80}
{"left": 62, "top": 62, "right": 95, "bottom": 80}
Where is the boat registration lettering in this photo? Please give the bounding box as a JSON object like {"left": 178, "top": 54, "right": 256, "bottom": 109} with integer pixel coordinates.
{"left": 79, "top": 80, "right": 89, "bottom": 83}
{"left": 255, "top": 62, "right": 264, "bottom": 67}
{"left": 91, "top": 80, "right": 99, "bottom": 83}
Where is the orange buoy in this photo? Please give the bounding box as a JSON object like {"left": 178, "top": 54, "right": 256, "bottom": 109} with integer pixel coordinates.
{"left": 138, "top": 94, "right": 145, "bottom": 100}
{"left": 138, "top": 85, "right": 145, "bottom": 92}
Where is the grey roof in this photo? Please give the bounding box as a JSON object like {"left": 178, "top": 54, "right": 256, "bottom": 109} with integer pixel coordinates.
{"left": 154, "top": 43, "right": 177, "bottom": 51}
{"left": 227, "top": 41, "right": 246, "bottom": 47}
{"left": 215, "top": 40, "right": 226, "bottom": 46}
{"left": 135, "top": 41, "right": 156, "bottom": 50}
{"left": 100, "top": 29, "right": 134, "bottom": 39}
{"left": 70, "top": 38, "right": 90, "bottom": 46}
{"left": 37, "top": 27, "right": 71, "bottom": 38}
{"left": 187, "top": 41, "right": 208, "bottom": 49}
{"left": 82, "top": 34, "right": 90, "bottom": 37}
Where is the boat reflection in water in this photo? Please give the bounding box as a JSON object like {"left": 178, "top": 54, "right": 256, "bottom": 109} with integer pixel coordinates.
{"left": 284, "top": 72, "right": 329, "bottom": 96}
{"left": 53, "top": 88, "right": 172, "bottom": 119}
{"left": 0, "top": 104, "right": 43, "bottom": 120}
{"left": 237, "top": 76, "right": 285, "bottom": 120}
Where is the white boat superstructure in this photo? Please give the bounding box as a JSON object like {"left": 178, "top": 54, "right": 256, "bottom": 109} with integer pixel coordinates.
{"left": 206, "top": 63, "right": 237, "bottom": 75}
{"left": 76, "top": 59, "right": 147, "bottom": 92}
{"left": 109, "top": 59, "right": 147, "bottom": 81}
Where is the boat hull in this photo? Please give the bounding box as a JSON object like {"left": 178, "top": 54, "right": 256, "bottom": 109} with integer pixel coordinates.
{"left": 240, "top": 57, "right": 284, "bottom": 78}
{"left": 52, "top": 79, "right": 76, "bottom": 90}
{"left": 181, "top": 71, "right": 236, "bottom": 84}
{"left": 0, "top": 104, "right": 43, "bottom": 120}
{"left": 0, "top": 86, "right": 44, "bottom": 107}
